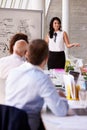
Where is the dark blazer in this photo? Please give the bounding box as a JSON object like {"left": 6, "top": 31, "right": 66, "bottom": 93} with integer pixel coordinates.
{"left": 0, "top": 104, "right": 30, "bottom": 130}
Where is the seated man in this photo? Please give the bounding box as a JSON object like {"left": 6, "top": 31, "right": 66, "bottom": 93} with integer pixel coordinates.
{"left": 5, "top": 39, "right": 69, "bottom": 130}
{"left": 0, "top": 40, "right": 28, "bottom": 104}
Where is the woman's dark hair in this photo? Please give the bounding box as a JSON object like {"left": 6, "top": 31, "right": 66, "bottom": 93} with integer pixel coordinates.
{"left": 49, "top": 17, "right": 61, "bottom": 38}
{"left": 28, "top": 39, "right": 49, "bottom": 65}
{"left": 9, "top": 33, "right": 29, "bottom": 54}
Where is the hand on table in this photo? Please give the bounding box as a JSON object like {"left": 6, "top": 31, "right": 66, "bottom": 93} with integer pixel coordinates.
{"left": 58, "top": 90, "right": 66, "bottom": 98}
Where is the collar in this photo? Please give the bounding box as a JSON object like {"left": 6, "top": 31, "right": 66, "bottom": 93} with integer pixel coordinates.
{"left": 24, "top": 62, "right": 44, "bottom": 72}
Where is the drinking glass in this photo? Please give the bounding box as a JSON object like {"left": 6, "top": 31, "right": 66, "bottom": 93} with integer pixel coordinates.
{"left": 79, "top": 89, "right": 87, "bottom": 108}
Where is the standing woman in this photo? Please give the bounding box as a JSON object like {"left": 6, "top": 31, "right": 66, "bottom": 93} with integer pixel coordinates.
{"left": 45, "top": 17, "right": 80, "bottom": 70}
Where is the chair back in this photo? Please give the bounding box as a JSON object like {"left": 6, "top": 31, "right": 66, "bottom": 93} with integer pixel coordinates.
{"left": 0, "top": 104, "right": 30, "bottom": 130}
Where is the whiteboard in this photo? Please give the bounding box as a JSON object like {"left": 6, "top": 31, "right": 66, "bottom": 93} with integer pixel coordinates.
{"left": 0, "top": 8, "right": 43, "bottom": 57}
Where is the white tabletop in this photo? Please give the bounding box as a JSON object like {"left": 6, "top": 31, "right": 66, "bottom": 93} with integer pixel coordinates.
{"left": 41, "top": 101, "right": 87, "bottom": 130}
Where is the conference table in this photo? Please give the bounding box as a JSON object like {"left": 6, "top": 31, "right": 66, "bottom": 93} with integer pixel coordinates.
{"left": 42, "top": 69, "right": 87, "bottom": 130}
{"left": 41, "top": 100, "right": 87, "bottom": 130}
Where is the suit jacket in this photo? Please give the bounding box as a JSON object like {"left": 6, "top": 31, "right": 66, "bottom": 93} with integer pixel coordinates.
{"left": 0, "top": 104, "right": 30, "bottom": 130}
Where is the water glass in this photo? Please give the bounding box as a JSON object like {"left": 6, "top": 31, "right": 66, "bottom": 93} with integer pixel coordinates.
{"left": 79, "top": 89, "right": 87, "bottom": 107}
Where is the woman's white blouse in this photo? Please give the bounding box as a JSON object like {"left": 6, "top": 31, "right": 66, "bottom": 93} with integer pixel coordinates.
{"left": 48, "top": 31, "right": 65, "bottom": 52}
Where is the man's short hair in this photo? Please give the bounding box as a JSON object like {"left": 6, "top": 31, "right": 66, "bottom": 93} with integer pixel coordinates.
{"left": 13, "top": 40, "right": 28, "bottom": 56}
{"left": 28, "top": 39, "right": 49, "bottom": 65}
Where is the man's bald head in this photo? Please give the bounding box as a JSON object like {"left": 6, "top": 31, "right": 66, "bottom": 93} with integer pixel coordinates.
{"left": 13, "top": 40, "right": 28, "bottom": 57}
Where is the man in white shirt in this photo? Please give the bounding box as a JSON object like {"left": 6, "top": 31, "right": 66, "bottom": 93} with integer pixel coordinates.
{"left": 5, "top": 39, "right": 69, "bottom": 130}
{"left": 0, "top": 40, "right": 28, "bottom": 104}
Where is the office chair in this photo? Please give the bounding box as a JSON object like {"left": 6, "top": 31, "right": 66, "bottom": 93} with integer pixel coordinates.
{"left": 0, "top": 104, "right": 30, "bottom": 130}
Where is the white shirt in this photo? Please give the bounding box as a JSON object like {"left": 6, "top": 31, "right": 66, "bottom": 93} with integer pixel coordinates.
{"left": 48, "top": 31, "right": 65, "bottom": 52}
{"left": 5, "top": 62, "right": 69, "bottom": 116}
{"left": 0, "top": 53, "right": 24, "bottom": 79}
{"left": 0, "top": 53, "right": 24, "bottom": 104}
